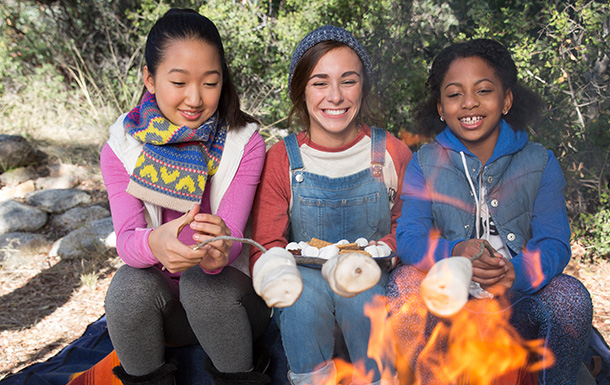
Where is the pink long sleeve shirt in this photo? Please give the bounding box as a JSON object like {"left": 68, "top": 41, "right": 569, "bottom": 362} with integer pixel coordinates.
{"left": 100, "top": 131, "right": 266, "bottom": 279}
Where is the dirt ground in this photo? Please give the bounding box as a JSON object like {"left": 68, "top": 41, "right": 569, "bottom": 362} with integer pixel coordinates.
{"left": 0, "top": 241, "right": 608, "bottom": 381}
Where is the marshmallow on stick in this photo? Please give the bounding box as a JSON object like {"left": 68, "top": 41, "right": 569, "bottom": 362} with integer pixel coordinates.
{"left": 192, "top": 236, "right": 303, "bottom": 308}
{"left": 252, "top": 247, "right": 302, "bottom": 308}
{"left": 322, "top": 252, "right": 381, "bottom": 297}
{"left": 421, "top": 241, "right": 496, "bottom": 317}
{"left": 421, "top": 256, "right": 473, "bottom": 317}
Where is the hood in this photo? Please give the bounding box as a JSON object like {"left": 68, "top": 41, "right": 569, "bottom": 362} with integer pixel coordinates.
{"left": 435, "top": 119, "right": 529, "bottom": 164}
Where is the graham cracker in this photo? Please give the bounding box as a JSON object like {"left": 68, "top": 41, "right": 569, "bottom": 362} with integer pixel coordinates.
{"left": 308, "top": 237, "right": 332, "bottom": 248}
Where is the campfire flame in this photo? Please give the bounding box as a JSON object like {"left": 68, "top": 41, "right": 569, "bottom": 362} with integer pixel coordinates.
{"left": 525, "top": 250, "right": 545, "bottom": 290}
{"left": 305, "top": 290, "right": 553, "bottom": 385}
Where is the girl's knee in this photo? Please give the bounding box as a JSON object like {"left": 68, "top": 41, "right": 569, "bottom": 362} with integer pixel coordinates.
{"left": 387, "top": 265, "right": 424, "bottom": 300}
{"left": 543, "top": 274, "right": 593, "bottom": 316}
{"left": 105, "top": 266, "right": 175, "bottom": 315}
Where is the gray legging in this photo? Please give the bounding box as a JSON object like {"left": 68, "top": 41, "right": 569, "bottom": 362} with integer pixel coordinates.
{"left": 104, "top": 265, "right": 271, "bottom": 376}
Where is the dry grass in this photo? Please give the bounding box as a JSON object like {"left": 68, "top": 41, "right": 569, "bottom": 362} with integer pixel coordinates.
{"left": 0, "top": 249, "right": 122, "bottom": 380}
{"left": 0, "top": 241, "right": 608, "bottom": 381}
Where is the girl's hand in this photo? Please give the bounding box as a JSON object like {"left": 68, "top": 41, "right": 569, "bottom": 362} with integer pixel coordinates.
{"left": 453, "top": 239, "right": 507, "bottom": 286}
{"left": 190, "top": 213, "right": 233, "bottom": 270}
{"left": 481, "top": 260, "right": 515, "bottom": 297}
{"left": 149, "top": 205, "right": 206, "bottom": 273}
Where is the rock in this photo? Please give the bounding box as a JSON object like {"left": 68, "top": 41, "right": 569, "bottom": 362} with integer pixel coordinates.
{"left": 35, "top": 175, "right": 78, "bottom": 190}
{"left": 0, "top": 232, "right": 50, "bottom": 263}
{"left": 0, "top": 134, "right": 46, "bottom": 173}
{"left": 35, "top": 164, "right": 90, "bottom": 190}
{"left": 0, "top": 200, "right": 48, "bottom": 234}
{"left": 0, "top": 166, "right": 38, "bottom": 186}
{"left": 0, "top": 180, "right": 36, "bottom": 201}
{"left": 50, "top": 205, "right": 111, "bottom": 232}
{"left": 50, "top": 217, "right": 116, "bottom": 259}
{"left": 26, "top": 188, "right": 92, "bottom": 213}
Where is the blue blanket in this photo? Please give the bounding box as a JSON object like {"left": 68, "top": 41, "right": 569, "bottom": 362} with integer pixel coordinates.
{"left": 1, "top": 316, "right": 290, "bottom": 385}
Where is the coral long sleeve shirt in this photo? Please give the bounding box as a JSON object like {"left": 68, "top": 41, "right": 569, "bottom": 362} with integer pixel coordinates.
{"left": 249, "top": 125, "right": 412, "bottom": 272}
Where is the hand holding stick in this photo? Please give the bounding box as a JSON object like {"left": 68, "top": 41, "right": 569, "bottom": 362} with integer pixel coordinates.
{"left": 421, "top": 240, "right": 497, "bottom": 317}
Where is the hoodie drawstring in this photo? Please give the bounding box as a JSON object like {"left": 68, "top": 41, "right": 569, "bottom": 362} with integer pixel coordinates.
{"left": 460, "top": 152, "right": 492, "bottom": 241}
{"left": 460, "top": 152, "right": 480, "bottom": 238}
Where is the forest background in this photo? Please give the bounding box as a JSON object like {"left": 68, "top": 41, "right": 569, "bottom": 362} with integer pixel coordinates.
{"left": 1, "top": 0, "right": 609, "bottom": 260}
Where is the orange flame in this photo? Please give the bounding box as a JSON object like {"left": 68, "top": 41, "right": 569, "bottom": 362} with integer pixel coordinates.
{"left": 525, "top": 249, "right": 545, "bottom": 290}
{"left": 305, "top": 288, "right": 553, "bottom": 384}
{"left": 414, "top": 297, "right": 554, "bottom": 384}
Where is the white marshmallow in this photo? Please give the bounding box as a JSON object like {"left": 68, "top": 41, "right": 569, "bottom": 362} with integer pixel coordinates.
{"left": 322, "top": 252, "right": 381, "bottom": 298}
{"left": 377, "top": 242, "right": 392, "bottom": 257}
{"left": 364, "top": 245, "right": 380, "bottom": 258}
{"left": 318, "top": 245, "right": 340, "bottom": 260}
{"left": 301, "top": 245, "right": 320, "bottom": 257}
{"left": 421, "top": 257, "right": 473, "bottom": 317}
{"left": 285, "top": 242, "right": 301, "bottom": 251}
{"left": 355, "top": 237, "right": 369, "bottom": 248}
{"left": 258, "top": 265, "right": 303, "bottom": 308}
{"left": 252, "top": 247, "right": 302, "bottom": 308}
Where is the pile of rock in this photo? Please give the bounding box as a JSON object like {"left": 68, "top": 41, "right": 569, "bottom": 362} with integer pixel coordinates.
{"left": 0, "top": 134, "right": 115, "bottom": 266}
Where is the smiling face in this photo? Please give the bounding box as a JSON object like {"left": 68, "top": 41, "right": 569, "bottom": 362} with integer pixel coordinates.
{"left": 437, "top": 56, "right": 513, "bottom": 163}
{"left": 143, "top": 38, "right": 223, "bottom": 129}
{"left": 304, "top": 46, "right": 363, "bottom": 147}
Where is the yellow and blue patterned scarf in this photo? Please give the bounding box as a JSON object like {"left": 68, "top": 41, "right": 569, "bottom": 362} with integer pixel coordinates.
{"left": 124, "top": 92, "right": 227, "bottom": 212}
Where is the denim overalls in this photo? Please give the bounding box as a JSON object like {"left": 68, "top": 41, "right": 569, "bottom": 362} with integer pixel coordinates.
{"left": 277, "top": 127, "right": 393, "bottom": 385}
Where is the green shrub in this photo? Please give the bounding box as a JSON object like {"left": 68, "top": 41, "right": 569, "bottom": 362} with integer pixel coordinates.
{"left": 574, "top": 193, "right": 610, "bottom": 261}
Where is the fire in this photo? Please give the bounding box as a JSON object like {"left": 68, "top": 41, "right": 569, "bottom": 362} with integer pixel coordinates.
{"left": 305, "top": 288, "right": 553, "bottom": 384}
{"left": 412, "top": 297, "right": 554, "bottom": 384}
{"left": 525, "top": 249, "right": 545, "bottom": 290}
{"left": 302, "top": 286, "right": 553, "bottom": 385}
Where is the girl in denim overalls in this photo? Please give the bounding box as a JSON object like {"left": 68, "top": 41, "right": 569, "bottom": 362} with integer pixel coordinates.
{"left": 250, "top": 26, "right": 411, "bottom": 385}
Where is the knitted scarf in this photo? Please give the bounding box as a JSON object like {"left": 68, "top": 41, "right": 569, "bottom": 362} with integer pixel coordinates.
{"left": 124, "top": 92, "right": 227, "bottom": 212}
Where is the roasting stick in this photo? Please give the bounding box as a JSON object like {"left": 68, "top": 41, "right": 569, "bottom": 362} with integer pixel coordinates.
{"left": 470, "top": 240, "right": 496, "bottom": 262}
{"left": 193, "top": 235, "right": 265, "bottom": 252}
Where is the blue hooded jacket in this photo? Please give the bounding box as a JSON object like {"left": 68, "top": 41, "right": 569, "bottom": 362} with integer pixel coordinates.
{"left": 396, "top": 120, "right": 571, "bottom": 294}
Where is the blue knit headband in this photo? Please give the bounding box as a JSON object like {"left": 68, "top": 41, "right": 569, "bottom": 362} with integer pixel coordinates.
{"left": 288, "top": 25, "right": 373, "bottom": 95}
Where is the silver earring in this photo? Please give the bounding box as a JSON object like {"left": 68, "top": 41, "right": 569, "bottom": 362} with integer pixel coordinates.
{"left": 440, "top": 116, "right": 444, "bottom": 122}
{"left": 502, "top": 110, "right": 508, "bottom": 115}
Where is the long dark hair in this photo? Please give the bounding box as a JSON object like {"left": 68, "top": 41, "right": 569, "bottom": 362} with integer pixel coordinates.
{"left": 415, "top": 38, "right": 542, "bottom": 136}
{"left": 287, "top": 40, "right": 382, "bottom": 132}
{"left": 145, "top": 8, "right": 256, "bottom": 129}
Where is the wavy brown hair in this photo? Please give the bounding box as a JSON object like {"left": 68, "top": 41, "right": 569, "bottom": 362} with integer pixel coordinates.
{"left": 287, "top": 40, "right": 382, "bottom": 132}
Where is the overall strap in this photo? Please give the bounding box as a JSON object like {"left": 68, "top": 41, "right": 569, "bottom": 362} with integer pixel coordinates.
{"left": 370, "top": 126, "right": 386, "bottom": 178}
{"left": 284, "top": 133, "right": 304, "bottom": 171}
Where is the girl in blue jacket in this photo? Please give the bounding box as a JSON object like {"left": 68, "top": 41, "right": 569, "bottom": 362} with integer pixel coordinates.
{"left": 388, "top": 38, "right": 593, "bottom": 384}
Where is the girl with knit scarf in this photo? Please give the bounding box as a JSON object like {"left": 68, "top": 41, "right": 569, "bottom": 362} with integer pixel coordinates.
{"left": 101, "top": 9, "right": 271, "bottom": 385}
